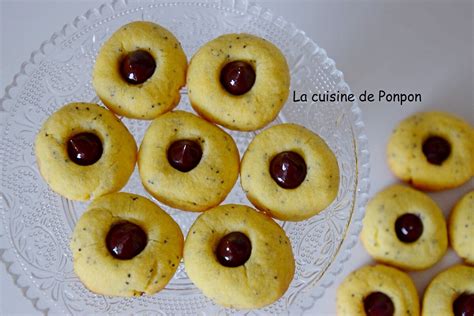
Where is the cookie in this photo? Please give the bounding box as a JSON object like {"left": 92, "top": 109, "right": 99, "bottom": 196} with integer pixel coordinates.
{"left": 35, "top": 102, "right": 136, "bottom": 201}
{"left": 183, "top": 204, "right": 294, "bottom": 309}
{"left": 187, "top": 33, "right": 290, "bottom": 131}
{"left": 449, "top": 191, "right": 474, "bottom": 264}
{"left": 422, "top": 265, "right": 474, "bottom": 316}
{"left": 337, "top": 264, "right": 420, "bottom": 316}
{"left": 240, "top": 123, "right": 339, "bottom": 221}
{"left": 93, "top": 21, "right": 187, "bottom": 119}
{"left": 138, "top": 111, "right": 240, "bottom": 212}
{"left": 387, "top": 111, "right": 474, "bottom": 191}
{"left": 71, "top": 192, "right": 184, "bottom": 297}
{"left": 361, "top": 185, "right": 448, "bottom": 270}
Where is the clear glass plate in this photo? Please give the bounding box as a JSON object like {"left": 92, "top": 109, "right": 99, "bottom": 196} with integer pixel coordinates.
{"left": 0, "top": 0, "right": 370, "bottom": 314}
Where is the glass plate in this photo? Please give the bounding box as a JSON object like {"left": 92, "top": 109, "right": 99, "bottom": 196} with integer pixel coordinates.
{"left": 0, "top": 0, "right": 370, "bottom": 314}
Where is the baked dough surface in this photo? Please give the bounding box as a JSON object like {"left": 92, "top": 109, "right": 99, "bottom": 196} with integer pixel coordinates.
{"left": 337, "top": 264, "right": 420, "bottom": 316}
{"left": 387, "top": 111, "right": 474, "bottom": 190}
{"left": 187, "top": 33, "right": 290, "bottom": 131}
{"left": 71, "top": 192, "right": 184, "bottom": 297}
{"left": 422, "top": 265, "right": 474, "bottom": 316}
{"left": 138, "top": 111, "right": 240, "bottom": 211}
{"left": 361, "top": 185, "right": 448, "bottom": 270}
{"left": 35, "top": 102, "right": 136, "bottom": 201}
{"left": 240, "top": 123, "right": 339, "bottom": 221}
{"left": 183, "top": 204, "right": 294, "bottom": 309}
{"left": 93, "top": 21, "right": 187, "bottom": 119}
{"left": 449, "top": 191, "right": 474, "bottom": 264}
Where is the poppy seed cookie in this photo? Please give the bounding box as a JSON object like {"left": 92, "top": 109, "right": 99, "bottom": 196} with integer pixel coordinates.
{"left": 71, "top": 193, "right": 183, "bottom": 297}
{"left": 187, "top": 33, "right": 290, "bottom": 131}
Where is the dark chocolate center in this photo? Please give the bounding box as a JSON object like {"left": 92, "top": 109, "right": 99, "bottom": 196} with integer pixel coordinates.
{"left": 363, "top": 292, "right": 395, "bottom": 316}
{"left": 120, "top": 50, "right": 156, "bottom": 84}
{"left": 453, "top": 293, "right": 474, "bottom": 316}
{"left": 67, "top": 132, "right": 103, "bottom": 166}
{"left": 422, "top": 136, "right": 451, "bottom": 165}
{"left": 167, "top": 140, "right": 203, "bottom": 172}
{"left": 216, "top": 232, "right": 252, "bottom": 267}
{"left": 106, "top": 221, "right": 147, "bottom": 260}
{"left": 395, "top": 213, "right": 423, "bottom": 243}
{"left": 220, "top": 61, "right": 256, "bottom": 95}
{"left": 270, "top": 151, "right": 307, "bottom": 189}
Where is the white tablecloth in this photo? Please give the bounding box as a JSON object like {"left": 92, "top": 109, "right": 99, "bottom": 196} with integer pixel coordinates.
{"left": 1, "top": 0, "right": 472, "bottom": 314}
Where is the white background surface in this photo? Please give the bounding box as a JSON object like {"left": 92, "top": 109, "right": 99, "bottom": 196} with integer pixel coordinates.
{"left": 0, "top": 0, "right": 472, "bottom": 314}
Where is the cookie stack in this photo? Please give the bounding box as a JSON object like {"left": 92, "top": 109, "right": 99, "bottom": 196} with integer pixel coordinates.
{"left": 34, "top": 21, "right": 341, "bottom": 309}
{"left": 337, "top": 112, "right": 474, "bottom": 316}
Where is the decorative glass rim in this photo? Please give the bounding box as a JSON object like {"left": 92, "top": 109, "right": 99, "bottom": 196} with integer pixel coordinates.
{"left": 0, "top": 0, "right": 370, "bottom": 313}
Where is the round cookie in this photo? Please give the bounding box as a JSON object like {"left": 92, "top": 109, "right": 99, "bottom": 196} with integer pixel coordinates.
{"left": 71, "top": 192, "right": 184, "bottom": 297}
{"left": 183, "top": 204, "right": 294, "bottom": 309}
{"left": 138, "top": 111, "right": 240, "bottom": 212}
{"left": 337, "top": 264, "right": 420, "bottom": 316}
{"left": 187, "top": 33, "right": 290, "bottom": 131}
{"left": 361, "top": 184, "right": 448, "bottom": 270}
{"left": 422, "top": 265, "right": 474, "bottom": 316}
{"left": 35, "top": 102, "right": 136, "bottom": 201}
{"left": 387, "top": 111, "right": 474, "bottom": 191}
{"left": 449, "top": 191, "right": 474, "bottom": 264}
{"left": 93, "top": 21, "right": 187, "bottom": 119}
{"left": 240, "top": 123, "right": 339, "bottom": 221}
